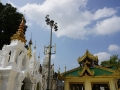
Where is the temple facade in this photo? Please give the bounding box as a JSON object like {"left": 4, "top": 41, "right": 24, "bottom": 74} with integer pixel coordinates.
{"left": 58, "top": 50, "right": 120, "bottom": 90}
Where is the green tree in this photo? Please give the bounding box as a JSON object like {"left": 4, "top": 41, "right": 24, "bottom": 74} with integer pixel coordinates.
{"left": 0, "top": 3, "right": 27, "bottom": 49}
{"left": 101, "top": 55, "right": 120, "bottom": 69}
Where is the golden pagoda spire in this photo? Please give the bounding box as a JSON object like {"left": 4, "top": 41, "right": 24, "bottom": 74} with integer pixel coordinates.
{"left": 10, "top": 16, "right": 27, "bottom": 43}
{"left": 29, "top": 33, "right": 33, "bottom": 45}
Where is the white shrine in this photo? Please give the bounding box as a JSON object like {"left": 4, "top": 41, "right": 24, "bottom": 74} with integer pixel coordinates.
{"left": 0, "top": 17, "right": 57, "bottom": 90}
{"left": 0, "top": 17, "right": 42, "bottom": 90}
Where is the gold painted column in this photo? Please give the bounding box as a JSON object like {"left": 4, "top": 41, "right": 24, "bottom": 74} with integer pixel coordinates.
{"left": 109, "top": 79, "right": 116, "bottom": 90}
{"left": 85, "top": 79, "right": 91, "bottom": 90}
{"left": 64, "top": 80, "right": 69, "bottom": 90}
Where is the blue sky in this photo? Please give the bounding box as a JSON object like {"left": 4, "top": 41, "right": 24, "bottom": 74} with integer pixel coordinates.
{"left": 2, "top": 0, "right": 120, "bottom": 73}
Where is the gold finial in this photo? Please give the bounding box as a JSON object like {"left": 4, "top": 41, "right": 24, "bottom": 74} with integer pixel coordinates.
{"left": 21, "top": 17, "right": 24, "bottom": 23}
{"left": 65, "top": 65, "right": 66, "bottom": 72}
{"left": 58, "top": 67, "right": 60, "bottom": 73}
{"left": 29, "top": 33, "right": 33, "bottom": 45}
{"left": 86, "top": 49, "right": 89, "bottom": 54}
{"left": 10, "top": 16, "right": 27, "bottom": 43}
{"left": 59, "top": 67, "right": 60, "bottom": 71}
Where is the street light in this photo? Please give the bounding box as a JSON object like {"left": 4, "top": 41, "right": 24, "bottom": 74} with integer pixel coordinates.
{"left": 44, "top": 15, "right": 58, "bottom": 90}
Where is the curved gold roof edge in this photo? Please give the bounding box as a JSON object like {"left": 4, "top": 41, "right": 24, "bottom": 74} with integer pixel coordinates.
{"left": 95, "top": 65, "right": 115, "bottom": 73}
{"left": 78, "top": 50, "right": 98, "bottom": 63}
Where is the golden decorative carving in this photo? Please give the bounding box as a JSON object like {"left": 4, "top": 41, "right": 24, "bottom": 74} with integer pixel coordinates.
{"left": 27, "top": 46, "right": 32, "bottom": 59}
{"left": 78, "top": 60, "right": 94, "bottom": 76}
{"left": 78, "top": 50, "right": 98, "bottom": 63}
{"left": 27, "top": 39, "right": 32, "bottom": 59}
{"left": 10, "top": 17, "right": 27, "bottom": 43}
{"left": 57, "top": 71, "right": 65, "bottom": 80}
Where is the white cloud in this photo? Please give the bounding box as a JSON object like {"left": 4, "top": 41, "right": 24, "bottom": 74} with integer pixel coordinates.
{"left": 108, "top": 44, "right": 120, "bottom": 52}
{"left": 94, "top": 52, "right": 111, "bottom": 64}
{"left": 93, "top": 16, "right": 120, "bottom": 35}
{"left": 17, "top": 0, "right": 120, "bottom": 39}
{"left": 26, "top": 22, "right": 32, "bottom": 26}
{"left": 94, "top": 7, "right": 116, "bottom": 20}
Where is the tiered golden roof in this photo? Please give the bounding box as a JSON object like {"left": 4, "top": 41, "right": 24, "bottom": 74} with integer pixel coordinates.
{"left": 78, "top": 50, "right": 98, "bottom": 63}
{"left": 10, "top": 17, "right": 27, "bottom": 43}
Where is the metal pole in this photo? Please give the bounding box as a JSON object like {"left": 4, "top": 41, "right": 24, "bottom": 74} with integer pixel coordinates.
{"left": 46, "top": 25, "right": 52, "bottom": 90}
{"left": 45, "top": 15, "right": 58, "bottom": 90}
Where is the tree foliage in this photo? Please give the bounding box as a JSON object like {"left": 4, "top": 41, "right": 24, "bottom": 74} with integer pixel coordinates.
{"left": 101, "top": 55, "right": 120, "bottom": 69}
{"left": 0, "top": 3, "right": 27, "bottom": 49}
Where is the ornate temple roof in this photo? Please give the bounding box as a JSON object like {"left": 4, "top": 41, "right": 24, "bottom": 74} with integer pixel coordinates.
{"left": 77, "top": 50, "right": 98, "bottom": 63}
{"left": 58, "top": 65, "right": 119, "bottom": 80}
{"left": 58, "top": 50, "right": 120, "bottom": 80}
{"left": 10, "top": 17, "right": 27, "bottom": 43}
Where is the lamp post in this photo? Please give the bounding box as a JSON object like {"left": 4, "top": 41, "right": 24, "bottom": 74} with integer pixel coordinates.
{"left": 44, "top": 15, "right": 58, "bottom": 90}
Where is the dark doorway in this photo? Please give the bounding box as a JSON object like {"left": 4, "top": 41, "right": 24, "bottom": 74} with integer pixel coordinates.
{"left": 92, "top": 84, "right": 110, "bottom": 90}
{"left": 21, "top": 80, "right": 25, "bottom": 90}
{"left": 21, "top": 77, "right": 32, "bottom": 90}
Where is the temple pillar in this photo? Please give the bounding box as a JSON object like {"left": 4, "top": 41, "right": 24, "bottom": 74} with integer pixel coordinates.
{"left": 6, "top": 71, "right": 17, "bottom": 90}
{"left": 31, "top": 83, "right": 35, "bottom": 90}
{"left": 0, "top": 75, "right": 8, "bottom": 90}
{"left": 1, "top": 51, "right": 9, "bottom": 68}
{"left": 64, "top": 80, "right": 69, "bottom": 90}
{"left": 109, "top": 79, "right": 116, "bottom": 90}
{"left": 17, "top": 82, "right": 23, "bottom": 90}
{"left": 6, "top": 77, "right": 14, "bottom": 90}
{"left": 85, "top": 79, "right": 91, "bottom": 90}
{"left": 12, "top": 50, "right": 17, "bottom": 62}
